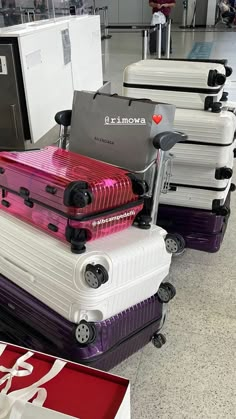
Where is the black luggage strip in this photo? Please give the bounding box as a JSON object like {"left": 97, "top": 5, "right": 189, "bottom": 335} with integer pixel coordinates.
{"left": 169, "top": 182, "right": 228, "bottom": 192}
{"left": 178, "top": 139, "right": 234, "bottom": 147}
{"left": 0, "top": 185, "right": 143, "bottom": 221}
{"left": 123, "top": 82, "right": 222, "bottom": 95}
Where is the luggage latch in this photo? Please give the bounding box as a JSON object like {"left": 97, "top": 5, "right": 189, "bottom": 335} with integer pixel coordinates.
{"left": 19, "top": 187, "right": 30, "bottom": 198}
{"left": 46, "top": 185, "right": 57, "bottom": 195}
{"left": 0, "top": 167, "right": 5, "bottom": 175}
{"left": 1, "top": 199, "right": 10, "bottom": 208}
{"left": 24, "top": 199, "right": 34, "bottom": 208}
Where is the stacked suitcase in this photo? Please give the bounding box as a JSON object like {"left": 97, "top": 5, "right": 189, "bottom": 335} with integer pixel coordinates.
{"left": 123, "top": 58, "right": 236, "bottom": 253}
{"left": 0, "top": 95, "right": 183, "bottom": 370}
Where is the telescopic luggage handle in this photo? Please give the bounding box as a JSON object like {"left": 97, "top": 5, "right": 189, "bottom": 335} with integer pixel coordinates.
{"left": 55, "top": 110, "right": 72, "bottom": 149}
{"left": 153, "top": 131, "right": 187, "bottom": 151}
{"left": 150, "top": 131, "right": 187, "bottom": 224}
{"left": 55, "top": 110, "right": 72, "bottom": 127}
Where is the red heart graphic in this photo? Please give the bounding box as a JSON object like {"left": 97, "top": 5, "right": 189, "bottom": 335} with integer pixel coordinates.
{"left": 152, "top": 114, "right": 163, "bottom": 125}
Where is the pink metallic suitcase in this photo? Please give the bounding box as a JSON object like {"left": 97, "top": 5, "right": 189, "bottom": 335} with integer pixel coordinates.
{"left": 0, "top": 147, "right": 147, "bottom": 252}
{"left": 0, "top": 146, "right": 146, "bottom": 216}
{"left": 0, "top": 190, "right": 143, "bottom": 250}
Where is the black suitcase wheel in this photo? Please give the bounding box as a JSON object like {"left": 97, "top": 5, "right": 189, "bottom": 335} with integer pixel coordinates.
{"left": 221, "top": 91, "right": 229, "bottom": 102}
{"left": 75, "top": 320, "right": 96, "bottom": 345}
{"left": 211, "top": 102, "right": 222, "bottom": 113}
{"left": 221, "top": 167, "right": 233, "bottom": 180}
{"left": 84, "top": 264, "right": 109, "bottom": 289}
{"left": 136, "top": 214, "right": 152, "bottom": 230}
{"left": 152, "top": 333, "right": 166, "bottom": 349}
{"left": 157, "top": 282, "right": 176, "bottom": 304}
{"left": 165, "top": 233, "right": 185, "bottom": 255}
{"left": 230, "top": 183, "right": 236, "bottom": 192}
{"left": 218, "top": 206, "right": 230, "bottom": 217}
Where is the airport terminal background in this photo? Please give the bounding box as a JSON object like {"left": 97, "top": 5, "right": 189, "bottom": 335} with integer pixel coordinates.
{"left": 0, "top": 0, "right": 236, "bottom": 418}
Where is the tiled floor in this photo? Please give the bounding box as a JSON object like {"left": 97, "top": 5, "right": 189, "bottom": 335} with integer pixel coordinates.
{"left": 103, "top": 28, "right": 236, "bottom": 418}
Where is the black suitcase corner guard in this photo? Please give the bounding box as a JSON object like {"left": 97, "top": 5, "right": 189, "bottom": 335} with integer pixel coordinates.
{"left": 64, "top": 181, "right": 93, "bottom": 208}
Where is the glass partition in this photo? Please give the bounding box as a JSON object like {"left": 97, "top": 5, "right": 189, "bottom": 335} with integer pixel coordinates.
{"left": 0, "top": 0, "right": 89, "bottom": 27}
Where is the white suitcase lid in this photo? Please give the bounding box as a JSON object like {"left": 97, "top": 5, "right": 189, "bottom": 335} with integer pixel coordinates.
{"left": 123, "top": 60, "right": 226, "bottom": 91}
{"left": 174, "top": 109, "right": 236, "bottom": 146}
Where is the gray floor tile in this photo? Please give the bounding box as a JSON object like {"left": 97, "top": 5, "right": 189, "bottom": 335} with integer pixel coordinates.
{"left": 132, "top": 331, "right": 236, "bottom": 419}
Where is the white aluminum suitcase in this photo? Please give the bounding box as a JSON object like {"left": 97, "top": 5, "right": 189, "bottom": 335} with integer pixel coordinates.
{"left": 172, "top": 109, "right": 236, "bottom": 167}
{"left": 170, "top": 154, "right": 234, "bottom": 190}
{"left": 123, "top": 60, "right": 226, "bottom": 111}
{"left": 0, "top": 211, "right": 171, "bottom": 324}
{"left": 160, "top": 179, "right": 231, "bottom": 211}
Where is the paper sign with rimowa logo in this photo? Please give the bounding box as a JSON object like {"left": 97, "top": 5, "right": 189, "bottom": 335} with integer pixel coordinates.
{"left": 92, "top": 210, "right": 135, "bottom": 227}
{"left": 104, "top": 116, "right": 146, "bottom": 125}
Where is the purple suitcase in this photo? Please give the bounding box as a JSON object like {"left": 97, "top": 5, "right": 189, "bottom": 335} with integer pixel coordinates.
{"left": 0, "top": 274, "right": 175, "bottom": 371}
{"left": 157, "top": 190, "right": 231, "bottom": 253}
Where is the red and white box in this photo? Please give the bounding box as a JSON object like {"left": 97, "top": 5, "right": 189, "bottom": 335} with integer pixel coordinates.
{"left": 0, "top": 342, "right": 130, "bottom": 419}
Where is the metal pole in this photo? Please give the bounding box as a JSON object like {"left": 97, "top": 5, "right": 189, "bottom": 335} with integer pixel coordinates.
{"left": 151, "top": 151, "right": 168, "bottom": 223}
{"left": 142, "top": 29, "right": 148, "bottom": 60}
{"left": 103, "top": 6, "right": 111, "bottom": 39}
{"left": 58, "top": 126, "right": 69, "bottom": 149}
{"left": 166, "top": 19, "right": 171, "bottom": 59}
{"left": 157, "top": 24, "right": 162, "bottom": 59}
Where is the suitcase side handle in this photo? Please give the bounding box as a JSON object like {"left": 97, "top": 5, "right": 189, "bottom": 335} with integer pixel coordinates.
{"left": 0, "top": 256, "right": 35, "bottom": 284}
{"left": 153, "top": 131, "right": 187, "bottom": 151}
{"left": 55, "top": 110, "right": 72, "bottom": 127}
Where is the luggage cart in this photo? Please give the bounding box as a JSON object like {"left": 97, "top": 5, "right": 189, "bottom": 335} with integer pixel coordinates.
{"left": 54, "top": 105, "right": 187, "bottom": 255}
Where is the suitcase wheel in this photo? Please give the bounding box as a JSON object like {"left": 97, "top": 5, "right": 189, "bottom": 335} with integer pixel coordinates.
{"left": 225, "top": 66, "right": 233, "bottom": 77}
{"left": 216, "top": 167, "right": 233, "bottom": 180}
{"left": 165, "top": 233, "right": 185, "bottom": 255}
{"left": 211, "top": 102, "right": 222, "bottom": 113}
{"left": 230, "top": 183, "right": 236, "bottom": 192}
{"left": 217, "top": 206, "right": 230, "bottom": 217}
{"left": 73, "top": 190, "right": 92, "bottom": 208}
{"left": 220, "top": 91, "right": 229, "bottom": 102}
{"left": 75, "top": 320, "right": 96, "bottom": 345}
{"left": 152, "top": 333, "right": 166, "bottom": 349}
{"left": 136, "top": 214, "right": 152, "bottom": 230}
{"left": 127, "top": 174, "right": 149, "bottom": 196}
{"left": 157, "top": 282, "right": 176, "bottom": 304}
{"left": 84, "top": 264, "right": 109, "bottom": 289}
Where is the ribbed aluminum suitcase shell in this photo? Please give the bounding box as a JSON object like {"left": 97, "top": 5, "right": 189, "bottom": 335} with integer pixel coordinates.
{"left": 0, "top": 211, "right": 171, "bottom": 323}
{"left": 0, "top": 303, "right": 163, "bottom": 372}
{"left": 0, "top": 190, "right": 143, "bottom": 249}
{"left": 0, "top": 147, "right": 140, "bottom": 217}
{"left": 123, "top": 60, "right": 226, "bottom": 110}
{"left": 172, "top": 109, "right": 236, "bottom": 167}
{"left": 169, "top": 154, "right": 234, "bottom": 190}
{"left": 0, "top": 274, "right": 164, "bottom": 370}
{"left": 158, "top": 191, "right": 231, "bottom": 252}
{"left": 160, "top": 180, "right": 231, "bottom": 211}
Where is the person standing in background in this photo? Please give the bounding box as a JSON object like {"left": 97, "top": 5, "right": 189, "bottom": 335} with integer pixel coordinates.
{"left": 149, "top": 0, "right": 176, "bottom": 55}
{"left": 219, "top": 0, "right": 235, "bottom": 28}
